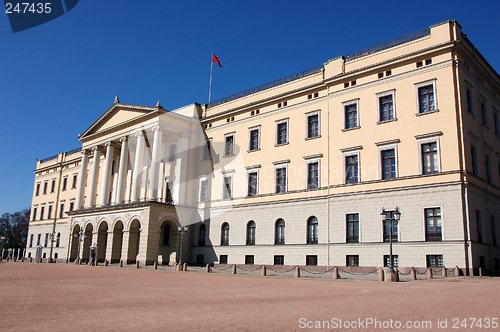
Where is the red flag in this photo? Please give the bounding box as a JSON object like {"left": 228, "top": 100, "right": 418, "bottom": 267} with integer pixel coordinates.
{"left": 212, "top": 53, "right": 222, "bottom": 67}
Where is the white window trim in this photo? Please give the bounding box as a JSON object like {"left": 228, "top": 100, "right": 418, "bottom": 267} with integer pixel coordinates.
{"left": 376, "top": 89, "right": 396, "bottom": 123}
{"left": 224, "top": 132, "right": 235, "bottom": 157}
{"left": 167, "top": 140, "right": 177, "bottom": 163}
{"left": 421, "top": 205, "right": 445, "bottom": 241}
{"left": 379, "top": 208, "right": 401, "bottom": 242}
{"left": 342, "top": 98, "right": 360, "bottom": 130}
{"left": 305, "top": 110, "right": 321, "bottom": 139}
{"left": 414, "top": 79, "right": 438, "bottom": 115}
{"left": 221, "top": 172, "right": 234, "bottom": 200}
{"left": 62, "top": 176, "right": 68, "bottom": 191}
{"left": 248, "top": 125, "right": 261, "bottom": 152}
{"left": 275, "top": 118, "right": 289, "bottom": 146}
{"left": 377, "top": 141, "right": 399, "bottom": 180}
{"left": 305, "top": 158, "right": 320, "bottom": 189}
{"left": 342, "top": 149, "right": 361, "bottom": 184}
{"left": 201, "top": 138, "right": 212, "bottom": 161}
{"left": 274, "top": 162, "right": 288, "bottom": 193}
{"left": 246, "top": 168, "right": 259, "bottom": 196}
{"left": 417, "top": 134, "right": 442, "bottom": 175}
{"left": 198, "top": 176, "right": 210, "bottom": 202}
{"left": 343, "top": 211, "right": 362, "bottom": 244}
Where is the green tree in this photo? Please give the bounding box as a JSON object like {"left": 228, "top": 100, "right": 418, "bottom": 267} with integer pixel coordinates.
{"left": 0, "top": 208, "right": 30, "bottom": 249}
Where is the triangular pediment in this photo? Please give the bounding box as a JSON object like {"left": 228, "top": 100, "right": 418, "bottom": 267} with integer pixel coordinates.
{"left": 80, "top": 103, "right": 161, "bottom": 139}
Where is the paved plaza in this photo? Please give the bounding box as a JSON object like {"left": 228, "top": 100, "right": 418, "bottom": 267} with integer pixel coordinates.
{"left": 0, "top": 262, "right": 499, "bottom": 331}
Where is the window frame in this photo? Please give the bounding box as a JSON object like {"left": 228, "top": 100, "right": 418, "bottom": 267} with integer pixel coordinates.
{"left": 384, "top": 255, "right": 399, "bottom": 267}
{"left": 376, "top": 141, "right": 399, "bottom": 180}
{"left": 43, "top": 181, "right": 48, "bottom": 195}
{"left": 221, "top": 222, "right": 229, "bottom": 246}
{"left": 417, "top": 134, "right": 442, "bottom": 175}
{"left": 426, "top": 254, "right": 443, "bottom": 268}
{"left": 223, "top": 132, "right": 235, "bottom": 157}
{"left": 71, "top": 174, "right": 77, "bottom": 189}
{"left": 164, "top": 176, "right": 174, "bottom": 204}
{"left": 342, "top": 99, "right": 360, "bottom": 130}
{"left": 343, "top": 149, "right": 360, "bottom": 184}
{"left": 50, "top": 178, "right": 56, "bottom": 193}
{"left": 248, "top": 125, "right": 261, "bottom": 152}
{"left": 274, "top": 163, "right": 288, "bottom": 194}
{"left": 305, "top": 110, "right": 320, "bottom": 139}
{"left": 422, "top": 206, "right": 444, "bottom": 241}
{"left": 247, "top": 169, "right": 259, "bottom": 197}
{"left": 246, "top": 220, "right": 256, "bottom": 245}
{"left": 198, "top": 224, "right": 206, "bottom": 246}
{"left": 198, "top": 176, "right": 210, "bottom": 203}
{"left": 32, "top": 206, "right": 37, "bottom": 221}
{"left": 485, "top": 152, "right": 493, "bottom": 183}
{"left": 201, "top": 138, "right": 212, "bottom": 161}
{"left": 275, "top": 118, "right": 289, "bottom": 146}
{"left": 275, "top": 218, "right": 285, "bottom": 245}
{"left": 466, "top": 86, "right": 474, "bottom": 115}
{"left": 480, "top": 98, "right": 488, "bottom": 127}
{"left": 376, "top": 89, "right": 396, "bottom": 123}
{"left": 167, "top": 141, "right": 177, "bottom": 163}
{"left": 59, "top": 201, "right": 65, "bottom": 219}
{"left": 62, "top": 176, "right": 68, "bottom": 191}
{"left": 415, "top": 79, "right": 438, "bottom": 115}
{"left": 305, "top": 158, "right": 320, "bottom": 190}
{"left": 345, "top": 212, "right": 360, "bottom": 243}
{"left": 346, "top": 255, "right": 359, "bottom": 267}
{"left": 380, "top": 209, "right": 400, "bottom": 242}
{"left": 221, "top": 172, "right": 233, "bottom": 200}
{"left": 307, "top": 216, "right": 318, "bottom": 244}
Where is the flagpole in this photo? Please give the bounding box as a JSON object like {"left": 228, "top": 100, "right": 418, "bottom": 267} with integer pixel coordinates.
{"left": 208, "top": 54, "right": 214, "bottom": 105}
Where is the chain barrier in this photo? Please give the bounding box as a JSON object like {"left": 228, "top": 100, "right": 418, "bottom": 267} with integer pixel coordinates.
{"left": 236, "top": 265, "right": 264, "bottom": 272}
{"left": 337, "top": 267, "right": 381, "bottom": 275}
{"left": 266, "top": 266, "right": 298, "bottom": 274}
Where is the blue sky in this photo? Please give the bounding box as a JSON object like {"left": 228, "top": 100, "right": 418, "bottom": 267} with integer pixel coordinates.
{"left": 1, "top": 0, "right": 499, "bottom": 214}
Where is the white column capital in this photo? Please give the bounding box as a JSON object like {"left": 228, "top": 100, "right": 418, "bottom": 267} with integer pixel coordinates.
{"left": 120, "top": 136, "right": 128, "bottom": 143}
{"left": 91, "top": 146, "right": 100, "bottom": 153}
{"left": 104, "top": 141, "right": 113, "bottom": 148}
{"left": 135, "top": 131, "right": 144, "bottom": 138}
{"left": 81, "top": 149, "right": 90, "bottom": 156}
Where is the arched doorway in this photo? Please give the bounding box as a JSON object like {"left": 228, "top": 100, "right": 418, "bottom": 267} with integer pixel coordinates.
{"left": 127, "top": 219, "right": 141, "bottom": 264}
{"left": 97, "top": 221, "right": 108, "bottom": 263}
{"left": 69, "top": 224, "right": 80, "bottom": 262}
{"left": 158, "top": 220, "right": 175, "bottom": 265}
{"left": 111, "top": 220, "right": 123, "bottom": 263}
{"left": 82, "top": 223, "right": 93, "bottom": 263}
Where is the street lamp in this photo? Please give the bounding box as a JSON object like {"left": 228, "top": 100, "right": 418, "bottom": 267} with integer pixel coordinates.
{"left": 73, "top": 230, "right": 86, "bottom": 262}
{"left": 177, "top": 225, "right": 188, "bottom": 266}
{"left": 381, "top": 207, "right": 401, "bottom": 274}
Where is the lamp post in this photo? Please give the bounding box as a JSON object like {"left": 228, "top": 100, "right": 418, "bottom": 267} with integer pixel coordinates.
{"left": 177, "top": 225, "right": 188, "bottom": 266}
{"left": 381, "top": 207, "right": 401, "bottom": 274}
{"left": 73, "top": 230, "right": 86, "bottom": 262}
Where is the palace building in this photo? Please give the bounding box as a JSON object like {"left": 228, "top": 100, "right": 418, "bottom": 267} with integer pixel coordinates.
{"left": 26, "top": 20, "right": 500, "bottom": 275}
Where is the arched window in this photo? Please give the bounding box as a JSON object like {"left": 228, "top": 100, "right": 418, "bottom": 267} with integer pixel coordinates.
{"left": 162, "top": 223, "right": 170, "bottom": 246}
{"left": 275, "top": 219, "right": 285, "bottom": 245}
{"left": 221, "top": 222, "right": 229, "bottom": 246}
{"left": 55, "top": 233, "right": 60, "bottom": 247}
{"left": 199, "top": 224, "right": 206, "bottom": 246}
{"left": 307, "top": 216, "right": 318, "bottom": 244}
{"left": 246, "top": 221, "right": 256, "bottom": 245}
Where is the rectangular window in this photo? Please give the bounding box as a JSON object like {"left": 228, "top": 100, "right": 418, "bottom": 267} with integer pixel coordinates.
{"left": 486, "top": 155, "right": 492, "bottom": 183}
{"left": 346, "top": 255, "right": 359, "bottom": 267}
{"left": 47, "top": 205, "right": 52, "bottom": 219}
{"left": 276, "top": 120, "right": 288, "bottom": 145}
{"left": 40, "top": 206, "right": 45, "bottom": 220}
{"left": 307, "top": 162, "right": 319, "bottom": 189}
{"left": 476, "top": 210, "right": 483, "bottom": 243}
{"left": 43, "top": 181, "right": 48, "bottom": 195}
{"left": 346, "top": 213, "right": 359, "bottom": 243}
{"left": 417, "top": 83, "right": 436, "bottom": 114}
{"left": 35, "top": 183, "right": 40, "bottom": 196}
{"left": 494, "top": 112, "right": 500, "bottom": 136}
{"left": 199, "top": 179, "right": 209, "bottom": 202}
{"left": 379, "top": 94, "right": 394, "bottom": 122}
{"left": 50, "top": 179, "right": 56, "bottom": 193}
{"left": 381, "top": 149, "right": 396, "bottom": 179}
{"left": 345, "top": 155, "right": 359, "bottom": 184}
{"left": 72, "top": 174, "right": 77, "bottom": 189}
{"left": 426, "top": 255, "right": 443, "bottom": 268}
{"left": 344, "top": 103, "right": 358, "bottom": 129}
{"left": 306, "top": 255, "right": 318, "bottom": 266}
{"left": 37, "top": 234, "right": 41, "bottom": 246}
{"left": 219, "top": 255, "right": 228, "bottom": 265}
{"left": 466, "top": 88, "right": 474, "bottom": 114}
{"left": 275, "top": 167, "right": 287, "bottom": 193}
{"left": 62, "top": 177, "right": 67, "bottom": 191}
{"left": 383, "top": 211, "right": 398, "bottom": 242}
{"left": 307, "top": 113, "right": 319, "bottom": 138}
{"left": 44, "top": 233, "right": 48, "bottom": 247}
{"left": 32, "top": 207, "right": 37, "bottom": 221}
{"left": 248, "top": 172, "right": 258, "bottom": 197}
{"left": 202, "top": 139, "right": 212, "bottom": 161}
{"left": 249, "top": 128, "right": 260, "bottom": 151}
{"left": 491, "top": 215, "right": 497, "bottom": 246}
{"left": 222, "top": 175, "right": 232, "bottom": 199}
{"left": 481, "top": 101, "right": 488, "bottom": 126}
{"left": 274, "top": 255, "right": 284, "bottom": 265}
{"left": 425, "top": 207, "right": 442, "bottom": 241}
{"left": 384, "top": 255, "right": 399, "bottom": 267}
{"left": 59, "top": 203, "right": 65, "bottom": 218}
{"left": 471, "top": 145, "right": 478, "bottom": 175}
{"left": 245, "top": 255, "right": 254, "bottom": 265}
{"left": 224, "top": 134, "right": 234, "bottom": 156}
{"left": 167, "top": 143, "right": 176, "bottom": 162}
{"left": 29, "top": 234, "right": 33, "bottom": 247}
{"left": 69, "top": 201, "right": 74, "bottom": 212}
{"left": 422, "top": 142, "right": 439, "bottom": 174}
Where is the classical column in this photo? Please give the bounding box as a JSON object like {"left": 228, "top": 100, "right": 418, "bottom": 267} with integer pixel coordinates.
{"left": 174, "top": 136, "right": 189, "bottom": 204}
{"left": 131, "top": 132, "right": 145, "bottom": 202}
{"left": 87, "top": 147, "right": 101, "bottom": 208}
{"left": 99, "top": 142, "right": 114, "bottom": 207}
{"left": 148, "top": 127, "right": 163, "bottom": 201}
{"left": 121, "top": 230, "right": 131, "bottom": 264}
{"left": 114, "top": 136, "right": 129, "bottom": 205}
{"left": 75, "top": 150, "right": 89, "bottom": 210}
{"left": 105, "top": 230, "right": 114, "bottom": 263}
